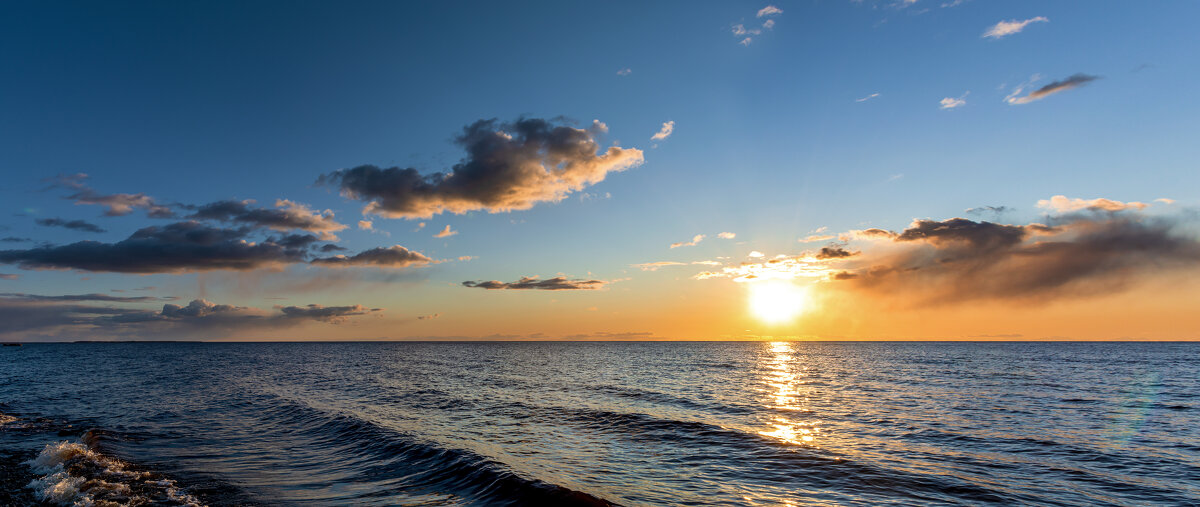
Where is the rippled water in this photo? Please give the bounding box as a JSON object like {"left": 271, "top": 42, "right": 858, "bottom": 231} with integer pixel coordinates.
{"left": 1, "top": 342, "right": 1198, "bottom": 505}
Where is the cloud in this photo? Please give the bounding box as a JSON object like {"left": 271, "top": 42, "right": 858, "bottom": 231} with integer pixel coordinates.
{"left": 35, "top": 218, "right": 106, "bottom": 233}
{"left": 310, "top": 245, "right": 434, "bottom": 268}
{"left": 317, "top": 117, "right": 644, "bottom": 219}
{"left": 1, "top": 292, "right": 167, "bottom": 303}
{"left": 856, "top": 93, "right": 881, "bottom": 103}
{"left": 670, "top": 234, "right": 705, "bottom": 248}
{"left": 2, "top": 237, "right": 31, "bottom": 243}
{"left": 0, "top": 274, "right": 17, "bottom": 280}
{"left": 651, "top": 120, "right": 675, "bottom": 141}
{"left": 1036, "top": 195, "right": 1148, "bottom": 213}
{"left": 417, "top": 313, "right": 439, "bottom": 320}
{"left": 0, "top": 296, "right": 380, "bottom": 339}
{"left": 983, "top": 16, "right": 1048, "bottom": 39}
{"left": 0, "top": 221, "right": 314, "bottom": 273}
{"left": 189, "top": 199, "right": 347, "bottom": 240}
{"left": 816, "top": 246, "right": 859, "bottom": 259}
{"left": 1156, "top": 198, "right": 1176, "bottom": 205}
{"left": 739, "top": 37, "right": 753, "bottom": 46}
{"left": 277, "top": 303, "right": 379, "bottom": 323}
{"left": 939, "top": 92, "right": 968, "bottom": 109}
{"left": 732, "top": 24, "right": 760, "bottom": 37}
{"left": 762, "top": 19, "right": 775, "bottom": 29}
{"left": 462, "top": 276, "right": 609, "bottom": 290}
{"left": 832, "top": 213, "right": 1200, "bottom": 303}
{"left": 965, "top": 205, "right": 1012, "bottom": 216}
{"left": 800, "top": 234, "right": 835, "bottom": 242}
{"left": 631, "top": 261, "right": 687, "bottom": 271}
{"left": 757, "top": 5, "right": 783, "bottom": 17}
{"left": 433, "top": 225, "right": 458, "bottom": 238}
{"left": 617, "top": 68, "right": 632, "bottom": 76}
{"left": 357, "top": 220, "right": 373, "bottom": 230}
{"left": 718, "top": 232, "right": 736, "bottom": 239}
{"left": 49, "top": 173, "right": 174, "bottom": 218}
{"left": 1005, "top": 74, "right": 1099, "bottom": 105}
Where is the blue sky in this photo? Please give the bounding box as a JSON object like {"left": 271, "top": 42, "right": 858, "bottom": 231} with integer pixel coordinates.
{"left": 2, "top": 1, "right": 1199, "bottom": 340}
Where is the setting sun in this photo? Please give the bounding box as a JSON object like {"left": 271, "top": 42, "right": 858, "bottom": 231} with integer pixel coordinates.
{"left": 748, "top": 281, "right": 811, "bottom": 324}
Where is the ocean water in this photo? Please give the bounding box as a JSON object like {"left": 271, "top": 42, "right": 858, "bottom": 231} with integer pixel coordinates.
{"left": 1, "top": 342, "right": 1198, "bottom": 506}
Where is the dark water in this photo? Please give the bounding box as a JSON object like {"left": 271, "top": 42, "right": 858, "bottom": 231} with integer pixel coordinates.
{"left": 1, "top": 342, "right": 1198, "bottom": 506}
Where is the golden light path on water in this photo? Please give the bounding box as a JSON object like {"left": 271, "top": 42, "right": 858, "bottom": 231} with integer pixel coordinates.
{"left": 758, "top": 341, "right": 821, "bottom": 446}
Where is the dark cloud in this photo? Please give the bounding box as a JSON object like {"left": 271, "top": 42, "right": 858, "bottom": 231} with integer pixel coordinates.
{"left": 965, "top": 206, "right": 1012, "bottom": 216}
{"left": 0, "top": 221, "right": 310, "bottom": 273}
{"left": 49, "top": 173, "right": 175, "bottom": 218}
{"left": 462, "top": 276, "right": 608, "bottom": 290}
{"left": 278, "top": 304, "right": 379, "bottom": 323}
{"left": 815, "top": 246, "right": 858, "bottom": 259}
{"left": 189, "top": 199, "right": 347, "bottom": 239}
{"left": 35, "top": 217, "right": 106, "bottom": 233}
{"left": 895, "top": 218, "right": 1028, "bottom": 250}
{"left": 317, "top": 117, "right": 644, "bottom": 219}
{"left": 0, "top": 274, "right": 18, "bottom": 280}
{"left": 1007, "top": 74, "right": 1100, "bottom": 105}
{"left": 1, "top": 293, "right": 165, "bottom": 303}
{"left": 834, "top": 214, "right": 1200, "bottom": 303}
{"left": 0, "top": 297, "right": 382, "bottom": 339}
{"left": 311, "top": 245, "right": 434, "bottom": 268}
{"left": 1, "top": 237, "right": 31, "bottom": 243}
{"left": 319, "top": 244, "right": 348, "bottom": 252}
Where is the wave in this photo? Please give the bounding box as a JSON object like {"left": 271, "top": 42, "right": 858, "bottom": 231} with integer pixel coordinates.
{"left": 24, "top": 432, "right": 204, "bottom": 506}
{"left": 241, "top": 396, "right": 616, "bottom": 506}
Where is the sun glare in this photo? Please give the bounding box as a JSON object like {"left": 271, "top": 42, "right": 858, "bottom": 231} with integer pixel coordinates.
{"left": 748, "top": 281, "right": 810, "bottom": 324}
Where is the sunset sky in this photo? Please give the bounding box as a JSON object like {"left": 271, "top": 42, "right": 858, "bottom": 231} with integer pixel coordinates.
{"left": 2, "top": 1, "right": 1198, "bottom": 341}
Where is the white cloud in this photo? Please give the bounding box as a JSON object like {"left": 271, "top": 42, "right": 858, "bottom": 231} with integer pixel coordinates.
{"left": 670, "top": 234, "right": 705, "bottom": 249}
{"left": 1036, "top": 195, "right": 1149, "bottom": 213}
{"left": 800, "top": 234, "right": 835, "bottom": 243}
{"left": 856, "top": 92, "right": 881, "bottom": 102}
{"left": 748, "top": 251, "right": 765, "bottom": 258}
{"left": 739, "top": 37, "right": 754, "bottom": 46}
{"left": 939, "top": 91, "right": 969, "bottom": 109}
{"left": 357, "top": 220, "right": 373, "bottom": 230}
{"left": 983, "top": 16, "right": 1048, "bottom": 39}
{"left": 434, "top": 225, "right": 458, "bottom": 238}
{"left": 651, "top": 120, "right": 675, "bottom": 141}
{"left": 757, "top": 5, "right": 783, "bottom": 17}
{"left": 616, "top": 68, "right": 632, "bottom": 76}
{"left": 762, "top": 19, "right": 775, "bottom": 29}
{"left": 718, "top": 232, "right": 736, "bottom": 239}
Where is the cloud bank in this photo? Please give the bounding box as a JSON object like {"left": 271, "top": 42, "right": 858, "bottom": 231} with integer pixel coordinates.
{"left": 462, "top": 276, "right": 609, "bottom": 290}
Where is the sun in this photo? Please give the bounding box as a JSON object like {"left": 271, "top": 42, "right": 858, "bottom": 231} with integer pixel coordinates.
{"left": 748, "top": 281, "right": 811, "bottom": 324}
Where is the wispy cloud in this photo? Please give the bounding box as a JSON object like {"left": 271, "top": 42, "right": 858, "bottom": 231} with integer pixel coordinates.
{"left": 939, "top": 92, "right": 969, "bottom": 109}
{"left": 35, "top": 217, "right": 106, "bottom": 233}
{"left": 670, "top": 234, "right": 705, "bottom": 248}
{"left": 983, "top": 16, "right": 1048, "bottom": 39}
{"left": 462, "top": 276, "right": 609, "bottom": 290}
{"left": 311, "top": 245, "right": 435, "bottom": 268}
{"left": 718, "top": 232, "right": 736, "bottom": 239}
{"left": 318, "top": 117, "right": 643, "bottom": 219}
{"left": 49, "top": 173, "right": 174, "bottom": 218}
{"left": 1005, "top": 74, "right": 1099, "bottom": 105}
{"left": 1036, "top": 195, "right": 1148, "bottom": 213}
{"left": 757, "top": 5, "right": 783, "bottom": 17}
{"left": 616, "top": 68, "right": 632, "bottom": 76}
{"left": 433, "top": 225, "right": 458, "bottom": 238}
{"left": 856, "top": 93, "right": 881, "bottom": 103}
{"left": 651, "top": 120, "right": 675, "bottom": 141}
{"left": 190, "top": 199, "right": 347, "bottom": 240}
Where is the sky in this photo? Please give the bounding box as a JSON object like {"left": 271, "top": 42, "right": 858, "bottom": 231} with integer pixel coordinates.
{"left": 1, "top": 1, "right": 1198, "bottom": 341}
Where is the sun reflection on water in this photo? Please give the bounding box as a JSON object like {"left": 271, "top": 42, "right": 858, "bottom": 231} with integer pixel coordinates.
{"left": 757, "top": 341, "right": 821, "bottom": 446}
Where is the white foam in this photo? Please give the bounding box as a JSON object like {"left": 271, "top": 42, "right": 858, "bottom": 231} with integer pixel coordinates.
{"left": 24, "top": 440, "right": 205, "bottom": 506}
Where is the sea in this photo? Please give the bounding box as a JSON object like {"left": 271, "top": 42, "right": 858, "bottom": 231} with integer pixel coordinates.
{"left": 1, "top": 341, "right": 1198, "bottom": 506}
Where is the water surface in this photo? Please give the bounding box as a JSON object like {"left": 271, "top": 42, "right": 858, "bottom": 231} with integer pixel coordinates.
{"left": 2, "top": 342, "right": 1198, "bottom": 505}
